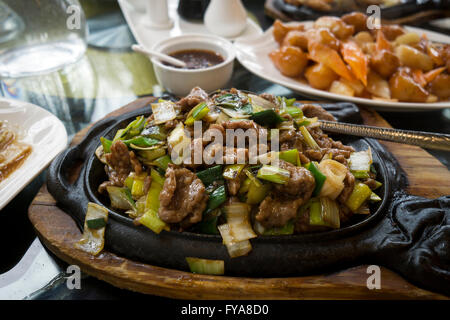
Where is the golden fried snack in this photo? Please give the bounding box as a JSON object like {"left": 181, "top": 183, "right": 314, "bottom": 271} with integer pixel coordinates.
{"left": 304, "top": 63, "right": 338, "bottom": 90}
{"left": 341, "top": 12, "right": 368, "bottom": 33}
{"left": 314, "top": 16, "right": 355, "bottom": 40}
{"left": 428, "top": 74, "right": 450, "bottom": 99}
{"left": 389, "top": 69, "right": 429, "bottom": 102}
{"left": 269, "top": 46, "right": 308, "bottom": 77}
{"left": 273, "top": 20, "right": 305, "bottom": 44}
{"left": 370, "top": 49, "right": 400, "bottom": 78}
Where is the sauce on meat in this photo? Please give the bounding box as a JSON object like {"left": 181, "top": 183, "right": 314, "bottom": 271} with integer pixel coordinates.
{"left": 164, "top": 49, "right": 224, "bottom": 69}
{"left": 0, "top": 122, "right": 32, "bottom": 183}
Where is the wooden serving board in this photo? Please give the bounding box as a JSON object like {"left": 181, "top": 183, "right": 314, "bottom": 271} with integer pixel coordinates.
{"left": 28, "top": 97, "right": 450, "bottom": 299}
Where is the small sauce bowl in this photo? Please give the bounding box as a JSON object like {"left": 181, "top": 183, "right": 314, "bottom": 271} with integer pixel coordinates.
{"left": 151, "top": 34, "right": 235, "bottom": 96}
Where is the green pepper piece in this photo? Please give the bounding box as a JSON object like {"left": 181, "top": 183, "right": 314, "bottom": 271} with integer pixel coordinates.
{"left": 123, "top": 136, "right": 160, "bottom": 148}
{"left": 250, "top": 109, "right": 285, "bottom": 127}
{"left": 196, "top": 165, "right": 223, "bottom": 186}
{"left": 153, "top": 155, "right": 172, "bottom": 171}
{"left": 305, "top": 161, "right": 326, "bottom": 196}
{"left": 87, "top": 217, "right": 107, "bottom": 229}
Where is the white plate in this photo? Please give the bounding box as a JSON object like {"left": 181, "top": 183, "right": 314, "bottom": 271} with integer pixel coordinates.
{"left": 118, "top": 0, "right": 263, "bottom": 49}
{"left": 234, "top": 22, "right": 450, "bottom": 111}
{"left": 0, "top": 99, "right": 68, "bottom": 210}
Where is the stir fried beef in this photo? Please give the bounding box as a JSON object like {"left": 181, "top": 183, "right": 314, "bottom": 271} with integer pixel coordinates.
{"left": 337, "top": 171, "right": 355, "bottom": 203}
{"left": 257, "top": 160, "right": 315, "bottom": 228}
{"left": 301, "top": 104, "right": 336, "bottom": 121}
{"left": 257, "top": 196, "right": 304, "bottom": 228}
{"left": 177, "top": 87, "right": 208, "bottom": 111}
{"left": 274, "top": 160, "right": 315, "bottom": 198}
{"left": 99, "top": 140, "right": 136, "bottom": 193}
{"left": 158, "top": 164, "right": 208, "bottom": 228}
{"left": 97, "top": 88, "right": 381, "bottom": 239}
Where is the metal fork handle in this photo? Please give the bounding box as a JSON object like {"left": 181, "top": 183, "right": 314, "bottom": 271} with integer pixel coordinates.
{"left": 319, "top": 120, "right": 450, "bottom": 152}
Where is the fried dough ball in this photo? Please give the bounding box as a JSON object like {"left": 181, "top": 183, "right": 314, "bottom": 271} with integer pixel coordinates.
{"left": 389, "top": 69, "right": 429, "bottom": 102}
{"left": 314, "top": 16, "right": 355, "bottom": 40}
{"left": 282, "top": 30, "right": 309, "bottom": 50}
{"left": 269, "top": 46, "right": 308, "bottom": 77}
{"left": 370, "top": 49, "right": 400, "bottom": 78}
{"left": 377, "top": 24, "right": 405, "bottom": 41}
{"left": 273, "top": 20, "right": 305, "bottom": 44}
{"left": 304, "top": 63, "right": 338, "bottom": 90}
{"left": 342, "top": 12, "right": 368, "bottom": 33}
{"left": 428, "top": 74, "right": 450, "bottom": 99}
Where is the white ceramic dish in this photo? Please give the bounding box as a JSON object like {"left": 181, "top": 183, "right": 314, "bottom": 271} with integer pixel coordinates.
{"left": 234, "top": 22, "right": 450, "bottom": 111}
{"left": 151, "top": 34, "right": 235, "bottom": 96}
{"left": 0, "top": 98, "right": 68, "bottom": 210}
{"left": 117, "top": 0, "right": 263, "bottom": 49}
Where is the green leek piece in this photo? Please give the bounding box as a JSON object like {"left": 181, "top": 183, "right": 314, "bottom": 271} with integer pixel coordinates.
{"left": 295, "top": 116, "right": 318, "bottom": 127}
{"left": 124, "top": 174, "right": 134, "bottom": 190}
{"left": 139, "top": 147, "right": 166, "bottom": 162}
{"left": 285, "top": 106, "right": 303, "bottom": 118}
{"left": 223, "top": 164, "right": 245, "bottom": 180}
{"left": 250, "top": 109, "right": 285, "bottom": 127}
{"left": 369, "top": 192, "right": 382, "bottom": 202}
{"left": 185, "top": 102, "right": 210, "bottom": 125}
{"left": 145, "top": 181, "right": 163, "bottom": 212}
{"left": 239, "top": 177, "right": 252, "bottom": 194}
{"left": 131, "top": 173, "right": 147, "bottom": 199}
{"left": 141, "top": 125, "right": 167, "bottom": 140}
{"left": 205, "top": 185, "right": 227, "bottom": 213}
{"left": 150, "top": 168, "right": 165, "bottom": 186}
{"left": 100, "top": 137, "right": 112, "bottom": 153}
{"left": 123, "top": 136, "right": 160, "bottom": 148}
{"left": 308, "top": 199, "right": 324, "bottom": 226}
{"left": 279, "top": 149, "right": 301, "bottom": 166}
{"left": 139, "top": 209, "right": 166, "bottom": 234}
{"left": 128, "top": 115, "right": 146, "bottom": 137}
{"left": 346, "top": 182, "right": 373, "bottom": 212}
{"left": 153, "top": 155, "right": 172, "bottom": 170}
{"left": 196, "top": 209, "right": 221, "bottom": 235}
{"left": 257, "top": 165, "right": 290, "bottom": 184}
{"left": 305, "top": 161, "right": 326, "bottom": 196}
{"left": 299, "top": 126, "right": 320, "bottom": 150}
{"left": 106, "top": 186, "right": 136, "bottom": 211}
{"left": 244, "top": 169, "right": 262, "bottom": 187}
{"left": 263, "top": 220, "right": 294, "bottom": 235}
{"left": 246, "top": 181, "right": 271, "bottom": 205}
{"left": 114, "top": 116, "right": 145, "bottom": 142}
{"left": 320, "top": 197, "right": 340, "bottom": 228}
{"left": 351, "top": 170, "right": 370, "bottom": 179}
{"left": 373, "top": 180, "right": 383, "bottom": 190}
{"left": 185, "top": 257, "right": 224, "bottom": 275}
{"left": 86, "top": 217, "right": 107, "bottom": 230}
{"left": 196, "top": 165, "right": 223, "bottom": 186}
{"left": 283, "top": 97, "right": 296, "bottom": 106}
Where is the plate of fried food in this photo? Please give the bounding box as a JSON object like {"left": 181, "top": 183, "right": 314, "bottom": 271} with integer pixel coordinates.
{"left": 0, "top": 98, "right": 67, "bottom": 210}
{"left": 234, "top": 12, "right": 450, "bottom": 111}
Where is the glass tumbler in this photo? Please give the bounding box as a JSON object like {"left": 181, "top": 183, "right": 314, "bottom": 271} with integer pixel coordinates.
{"left": 0, "top": 0, "right": 88, "bottom": 78}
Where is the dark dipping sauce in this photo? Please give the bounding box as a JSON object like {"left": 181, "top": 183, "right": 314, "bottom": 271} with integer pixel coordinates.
{"left": 164, "top": 49, "right": 224, "bottom": 70}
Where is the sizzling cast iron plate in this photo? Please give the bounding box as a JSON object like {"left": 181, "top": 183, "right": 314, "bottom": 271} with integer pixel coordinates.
{"left": 47, "top": 102, "right": 450, "bottom": 296}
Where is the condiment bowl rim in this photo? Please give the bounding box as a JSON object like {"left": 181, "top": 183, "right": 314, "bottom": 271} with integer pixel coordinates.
{"left": 150, "top": 33, "right": 235, "bottom": 73}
